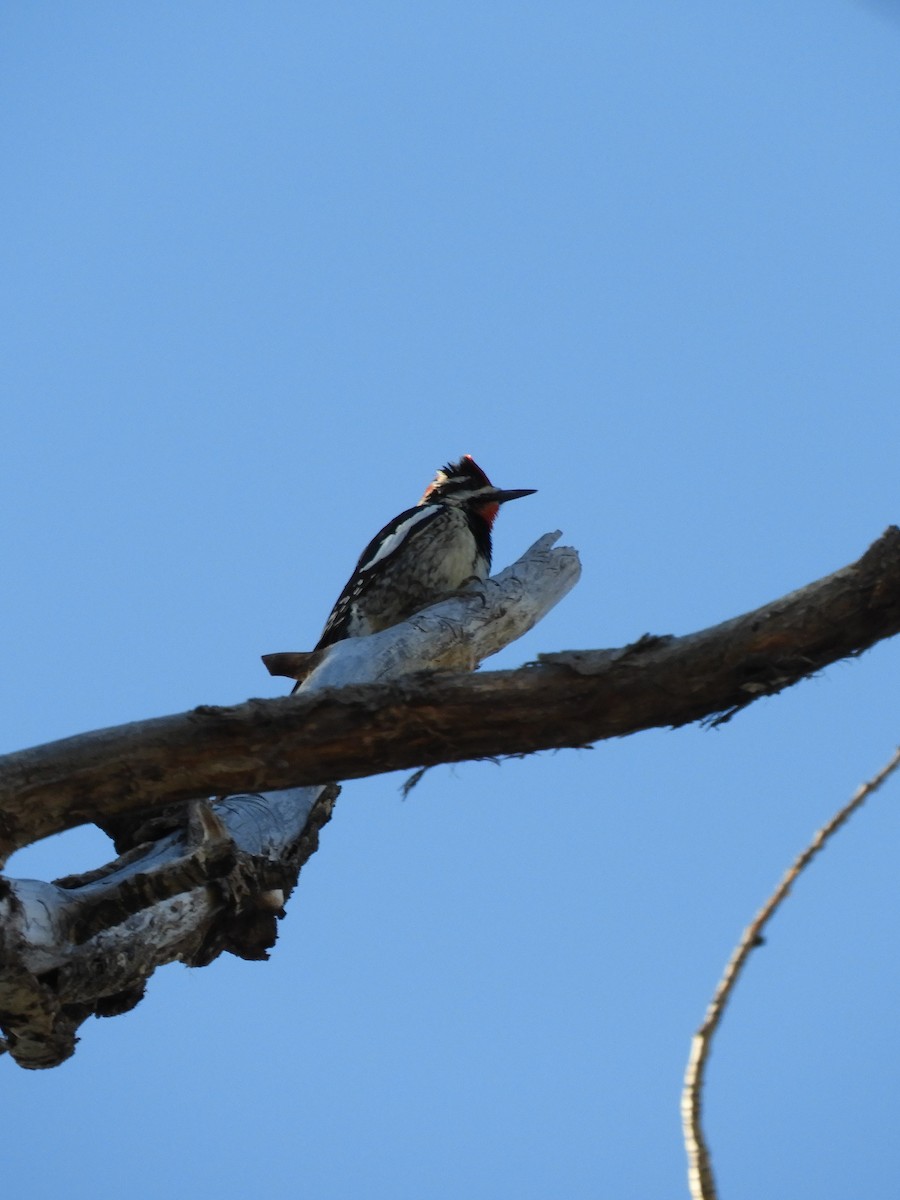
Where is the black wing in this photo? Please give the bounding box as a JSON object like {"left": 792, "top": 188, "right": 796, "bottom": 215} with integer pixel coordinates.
{"left": 314, "top": 504, "right": 443, "bottom": 650}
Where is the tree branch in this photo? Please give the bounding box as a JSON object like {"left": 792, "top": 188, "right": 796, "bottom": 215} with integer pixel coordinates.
{"left": 0, "top": 533, "right": 580, "bottom": 861}
{"left": 0, "top": 785, "right": 336, "bottom": 1068}
{"left": 3, "top": 527, "right": 899, "bottom": 1069}
{"left": 681, "top": 744, "right": 900, "bottom": 1200}
{"left": 0, "top": 533, "right": 578, "bottom": 1067}
{"left": 2, "top": 527, "right": 900, "bottom": 861}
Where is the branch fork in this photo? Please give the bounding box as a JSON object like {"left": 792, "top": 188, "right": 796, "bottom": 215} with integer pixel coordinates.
{"left": 0, "top": 533, "right": 579, "bottom": 1067}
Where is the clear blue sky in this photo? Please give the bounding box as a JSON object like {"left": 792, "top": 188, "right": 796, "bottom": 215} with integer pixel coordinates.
{"left": 3, "top": 3, "right": 900, "bottom": 1196}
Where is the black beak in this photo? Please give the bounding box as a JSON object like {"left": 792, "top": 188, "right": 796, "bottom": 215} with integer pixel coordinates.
{"left": 491, "top": 487, "right": 537, "bottom": 504}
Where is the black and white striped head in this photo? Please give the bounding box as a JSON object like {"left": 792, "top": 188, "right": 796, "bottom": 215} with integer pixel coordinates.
{"left": 419, "top": 455, "right": 536, "bottom": 524}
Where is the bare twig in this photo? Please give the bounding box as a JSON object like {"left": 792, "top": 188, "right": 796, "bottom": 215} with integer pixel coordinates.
{"left": 400, "top": 766, "right": 431, "bottom": 799}
{"left": 681, "top": 745, "right": 900, "bottom": 1200}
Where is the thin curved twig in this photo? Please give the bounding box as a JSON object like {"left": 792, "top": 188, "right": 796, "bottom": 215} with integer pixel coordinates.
{"left": 681, "top": 744, "right": 900, "bottom": 1200}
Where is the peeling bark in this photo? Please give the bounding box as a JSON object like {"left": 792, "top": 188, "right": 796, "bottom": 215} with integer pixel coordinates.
{"left": 0, "top": 533, "right": 581, "bottom": 859}
{"left": 0, "top": 786, "right": 336, "bottom": 1068}
{"left": 0, "top": 533, "right": 579, "bottom": 1068}
{"left": 2, "top": 528, "right": 899, "bottom": 1067}
{"left": 2, "top": 528, "right": 899, "bottom": 861}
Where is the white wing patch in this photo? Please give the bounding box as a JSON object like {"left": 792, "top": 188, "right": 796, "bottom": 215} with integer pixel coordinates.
{"left": 359, "top": 506, "right": 443, "bottom": 573}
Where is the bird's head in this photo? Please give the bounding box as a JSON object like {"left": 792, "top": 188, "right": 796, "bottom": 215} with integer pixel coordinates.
{"left": 419, "top": 455, "right": 536, "bottom": 525}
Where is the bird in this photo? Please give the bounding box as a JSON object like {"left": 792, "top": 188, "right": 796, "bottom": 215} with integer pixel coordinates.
{"left": 313, "top": 454, "right": 536, "bottom": 651}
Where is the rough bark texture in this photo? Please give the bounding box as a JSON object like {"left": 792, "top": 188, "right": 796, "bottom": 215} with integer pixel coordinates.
{"left": 2, "top": 527, "right": 898, "bottom": 865}
{"left": 2, "top": 528, "right": 899, "bottom": 1067}
{"left": 0, "top": 533, "right": 580, "bottom": 861}
{"left": 0, "top": 533, "right": 579, "bottom": 1067}
{"left": 0, "top": 787, "right": 336, "bottom": 1069}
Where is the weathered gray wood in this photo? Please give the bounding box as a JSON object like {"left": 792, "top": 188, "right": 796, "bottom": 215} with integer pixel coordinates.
{"left": 0, "top": 533, "right": 580, "bottom": 1067}
{"left": 4, "top": 526, "right": 900, "bottom": 1068}
{"left": 0, "top": 787, "right": 335, "bottom": 1068}
{"left": 0, "top": 533, "right": 580, "bottom": 859}
{"left": 2, "top": 528, "right": 898, "bottom": 865}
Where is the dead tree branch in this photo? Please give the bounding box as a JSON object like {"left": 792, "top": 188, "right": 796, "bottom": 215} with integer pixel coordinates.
{"left": 0, "top": 784, "right": 337, "bottom": 1068}
{"left": 2, "top": 526, "right": 899, "bottom": 860}
{"left": 2, "top": 527, "right": 900, "bottom": 1068}
{"left": 0, "top": 533, "right": 578, "bottom": 1067}
{"left": 681, "top": 744, "right": 900, "bottom": 1200}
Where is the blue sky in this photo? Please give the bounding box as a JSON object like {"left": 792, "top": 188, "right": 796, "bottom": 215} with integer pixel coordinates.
{"left": 3, "top": 3, "right": 900, "bottom": 1196}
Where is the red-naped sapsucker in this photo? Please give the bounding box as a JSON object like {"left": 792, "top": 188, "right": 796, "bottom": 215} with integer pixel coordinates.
{"left": 314, "top": 455, "right": 536, "bottom": 650}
